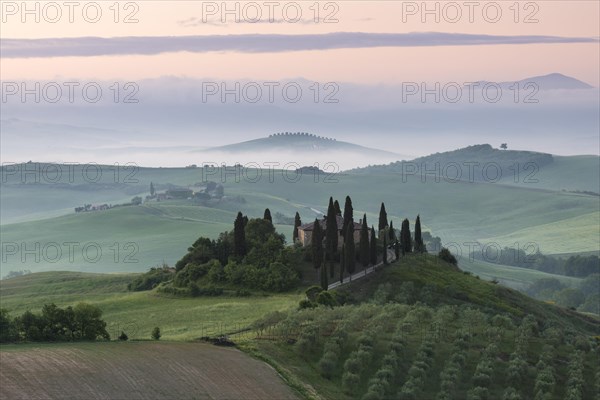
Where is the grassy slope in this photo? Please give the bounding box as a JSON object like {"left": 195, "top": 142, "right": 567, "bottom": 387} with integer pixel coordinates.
{"left": 479, "top": 211, "right": 600, "bottom": 255}
{"left": 498, "top": 155, "right": 600, "bottom": 192}
{"left": 254, "top": 255, "right": 599, "bottom": 400}
{"left": 0, "top": 272, "right": 302, "bottom": 341}
{"left": 458, "top": 257, "right": 582, "bottom": 291}
{"left": 337, "top": 255, "right": 597, "bottom": 330}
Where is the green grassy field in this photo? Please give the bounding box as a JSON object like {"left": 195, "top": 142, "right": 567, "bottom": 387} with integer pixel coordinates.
{"left": 479, "top": 211, "right": 600, "bottom": 255}
{"left": 458, "top": 257, "right": 583, "bottom": 291}
{"left": 0, "top": 272, "right": 302, "bottom": 341}
{"left": 2, "top": 168, "right": 598, "bottom": 275}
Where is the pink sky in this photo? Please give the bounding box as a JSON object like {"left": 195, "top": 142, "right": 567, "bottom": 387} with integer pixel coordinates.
{"left": 1, "top": 1, "right": 599, "bottom": 85}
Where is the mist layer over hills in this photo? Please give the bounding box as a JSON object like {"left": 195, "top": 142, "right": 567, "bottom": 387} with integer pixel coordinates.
{"left": 1, "top": 73, "right": 598, "bottom": 168}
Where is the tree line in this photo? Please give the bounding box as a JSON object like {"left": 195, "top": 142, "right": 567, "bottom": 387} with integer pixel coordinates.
{"left": 0, "top": 303, "right": 109, "bottom": 343}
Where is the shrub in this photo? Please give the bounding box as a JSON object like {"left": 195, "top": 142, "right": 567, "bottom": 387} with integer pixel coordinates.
{"left": 502, "top": 388, "right": 521, "bottom": 400}
{"left": 151, "top": 327, "right": 161, "bottom": 340}
{"left": 394, "top": 281, "right": 416, "bottom": 304}
{"left": 189, "top": 282, "right": 200, "bottom": 297}
{"left": 373, "top": 283, "right": 392, "bottom": 304}
{"left": 305, "top": 285, "right": 324, "bottom": 302}
{"left": 342, "top": 372, "right": 360, "bottom": 394}
{"left": 467, "top": 386, "right": 489, "bottom": 400}
{"left": 438, "top": 248, "right": 457, "bottom": 266}
{"left": 298, "top": 299, "right": 317, "bottom": 309}
{"left": 317, "top": 291, "right": 337, "bottom": 308}
{"left": 318, "top": 351, "right": 337, "bottom": 379}
{"left": 118, "top": 331, "right": 128, "bottom": 341}
{"left": 128, "top": 265, "right": 174, "bottom": 291}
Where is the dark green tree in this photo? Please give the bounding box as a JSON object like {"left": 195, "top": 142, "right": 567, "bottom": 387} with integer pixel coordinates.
{"left": 320, "top": 259, "right": 328, "bottom": 290}
{"left": 312, "top": 218, "right": 324, "bottom": 282}
{"left": 400, "top": 218, "right": 412, "bottom": 255}
{"left": 325, "top": 197, "right": 338, "bottom": 278}
{"left": 359, "top": 214, "right": 370, "bottom": 273}
{"left": 150, "top": 182, "right": 155, "bottom": 196}
{"left": 151, "top": 326, "right": 161, "bottom": 340}
{"left": 293, "top": 212, "right": 302, "bottom": 243}
{"left": 344, "top": 219, "right": 356, "bottom": 280}
{"left": 340, "top": 243, "right": 346, "bottom": 283}
{"left": 378, "top": 202, "right": 388, "bottom": 232}
{"left": 389, "top": 220, "right": 396, "bottom": 242}
{"left": 234, "top": 212, "right": 247, "bottom": 257}
{"left": 0, "top": 309, "right": 16, "bottom": 343}
{"left": 334, "top": 200, "right": 342, "bottom": 216}
{"left": 439, "top": 248, "right": 457, "bottom": 266}
{"left": 263, "top": 208, "right": 272, "bottom": 223}
{"left": 342, "top": 196, "right": 353, "bottom": 236}
{"left": 414, "top": 215, "right": 424, "bottom": 253}
{"left": 383, "top": 234, "right": 388, "bottom": 264}
{"left": 370, "top": 227, "right": 377, "bottom": 265}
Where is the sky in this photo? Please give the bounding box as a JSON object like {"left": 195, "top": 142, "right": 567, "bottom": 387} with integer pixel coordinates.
{"left": 2, "top": 1, "right": 599, "bottom": 84}
{"left": 1, "top": 0, "right": 599, "bottom": 164}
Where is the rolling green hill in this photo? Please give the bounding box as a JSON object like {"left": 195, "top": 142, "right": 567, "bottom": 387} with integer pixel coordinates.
{"left": 0, "top": 271, "right": 301, "bottom": 341}
{"left": 2, "top": 146, "right": 598, "bottom": 294}
{"left": 249, "top": 254, "right": 599, "bottom": 400}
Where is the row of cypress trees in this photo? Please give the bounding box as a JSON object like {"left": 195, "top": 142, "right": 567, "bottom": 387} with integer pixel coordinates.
{"left": 302, "top": 196, "right": 426, "bottom": 289}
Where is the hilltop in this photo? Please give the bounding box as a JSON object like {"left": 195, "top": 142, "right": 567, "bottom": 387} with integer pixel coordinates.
{"left": 352, "top": 144, "right": 600, "bottom": 193}
{"left": 467, "top": 73, "right": 594, "bottom": 91}
{"left": 204, "top": 132, "right": 402, "bottom": 158}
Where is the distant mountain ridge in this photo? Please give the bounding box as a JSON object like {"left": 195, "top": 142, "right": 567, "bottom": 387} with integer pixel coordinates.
{"left": 466, "top": 73, "right": 594, "bottom": 91}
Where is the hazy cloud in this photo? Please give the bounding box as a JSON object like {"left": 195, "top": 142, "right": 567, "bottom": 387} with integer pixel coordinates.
{"left": 2, "top": 32, "right": 597, "bottom": 58}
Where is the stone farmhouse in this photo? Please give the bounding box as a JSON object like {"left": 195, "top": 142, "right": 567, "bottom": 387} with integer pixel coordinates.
{"left": 296, "top": 215, "right": 363, "bottom": 248}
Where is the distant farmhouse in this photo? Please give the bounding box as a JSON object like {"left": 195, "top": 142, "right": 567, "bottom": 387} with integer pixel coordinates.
{"left": 297, "top": 215, "right": 362, "bottom": 248}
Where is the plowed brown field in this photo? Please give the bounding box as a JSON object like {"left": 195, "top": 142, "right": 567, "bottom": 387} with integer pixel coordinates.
{"left": 0, "top": 342, "right": 299, "bottom": 400}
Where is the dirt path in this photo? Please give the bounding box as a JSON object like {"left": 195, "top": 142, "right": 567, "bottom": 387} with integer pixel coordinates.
{"left": 328, "top": 248, "right": 396, "bottom": 290}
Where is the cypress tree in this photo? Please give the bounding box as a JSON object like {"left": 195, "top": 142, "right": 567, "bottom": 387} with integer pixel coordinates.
{"left": 370, "top": 227, "right": 377, "bottom": 266}
{"left": 234, "top": 212, "right": 246, "bottom": 257}
{"left": 401, "top": 218, "right": 412, "bottom": 255}
{"left": 325, "top": 197, "right": 338, "bottom": 278}
{"left": 415, "top": 215, "right": 424, "bottom": 253}
{"left": 150, "top": 182, "right": 155, "bottom": 196}
{"left": 359, "top": 214, "right": 369, "bottom": 273}
{"left": 340, "top": 243, "right": 345, "bottom": 283}
{"left": 344, "top": 219, "right": 356, "bottom": 280}
{"left": 378, "top": 202, "right": 388, "bottom": 232}
{"left": 389, "top": 220, "right": 396, "bottom": 242}
{"left": 383, "top": 234, "right": 388, "bottom": 264}
{"left": 242, "top": 215, "right": 248, "bottom": 227}
{"left": 312, "top": 218, "right": 324, "bottom": 282}
{"left": 334, "top": 200, "right": 342, "bottom": 216}
{"left": 293, "top": 212, "right": 301, "bottom": 243}
{"left": 342, "top": 196, "right": 353, "bottom": 236}
{"left": 320, "top": 259, "right": 328, "bottom": 290}
{"left": 263, "top": 208, "right": 272, "bottom": 223}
